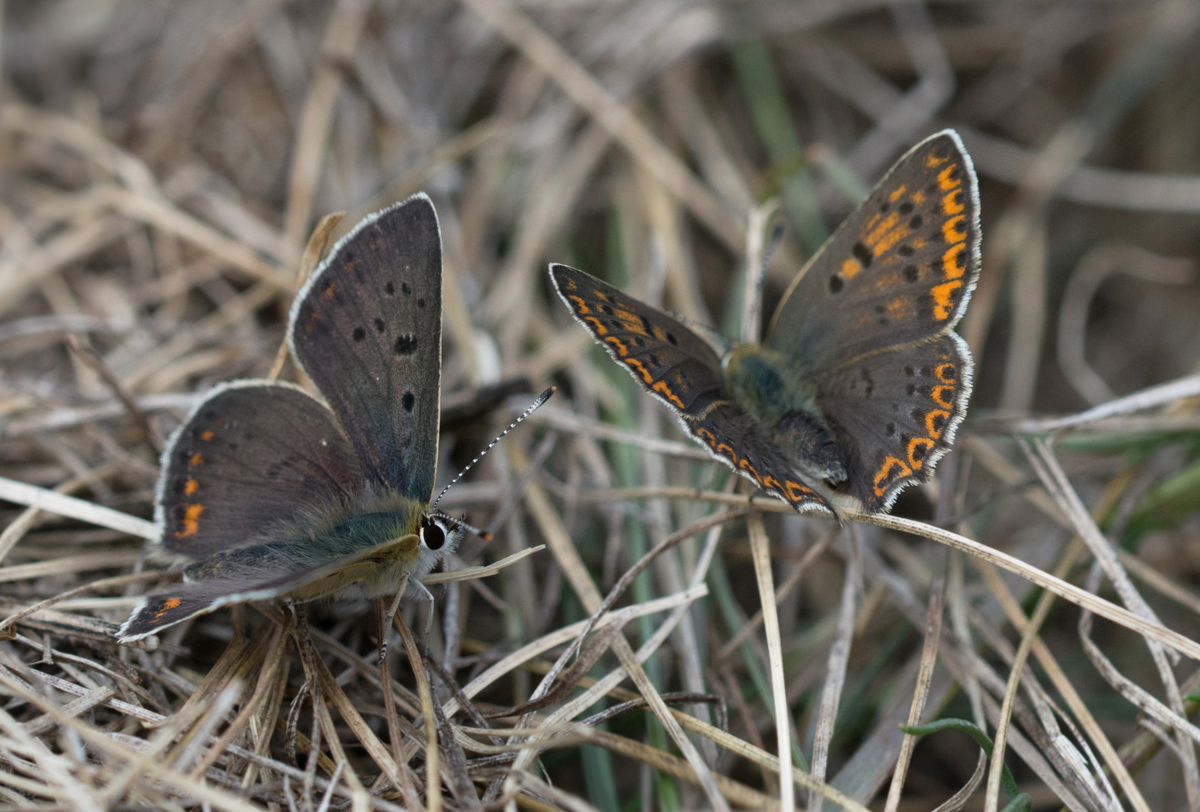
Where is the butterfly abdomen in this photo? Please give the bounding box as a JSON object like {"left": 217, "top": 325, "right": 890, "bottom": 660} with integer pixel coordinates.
{"left": 722, "top": 345, "right": 846, "bottom": 482}
{"left": 772, "top": 410, "right": 847, "bottom": 483}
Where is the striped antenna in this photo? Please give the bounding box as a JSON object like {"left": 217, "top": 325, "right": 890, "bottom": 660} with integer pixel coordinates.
{"left": 429, "top": 510, "right": 492, "bottom": 541}
{"left": 430, "top": 386, "right": 556, "bottom": 512}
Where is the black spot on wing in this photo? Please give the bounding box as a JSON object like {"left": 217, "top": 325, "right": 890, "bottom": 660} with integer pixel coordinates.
{"left": 394, "top": 334, "right": 417, "bottom": 355}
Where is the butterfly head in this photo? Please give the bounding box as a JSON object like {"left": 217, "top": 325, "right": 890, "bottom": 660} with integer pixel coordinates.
{"left": 419, "top": 510, "right": 465, "bottom": 556}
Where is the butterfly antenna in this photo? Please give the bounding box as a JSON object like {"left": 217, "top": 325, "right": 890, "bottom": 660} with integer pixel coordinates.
{"left": 430, "top": 386, "right": 557, "bottom": 512}
{"left": 429, "top": 509, "right": 492, "bottom": 541}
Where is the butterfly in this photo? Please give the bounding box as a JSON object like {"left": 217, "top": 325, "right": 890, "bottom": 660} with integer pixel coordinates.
{"left": 550, "top": 130, "right": 980, "bottom": 517}
{"left": 119, "top": 194, "right": 465, "bottom": 642}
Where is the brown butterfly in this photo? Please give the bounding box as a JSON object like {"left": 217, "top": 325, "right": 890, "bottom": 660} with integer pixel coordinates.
{"left": 551, "top": 130, "right": 980, "bottom": 516}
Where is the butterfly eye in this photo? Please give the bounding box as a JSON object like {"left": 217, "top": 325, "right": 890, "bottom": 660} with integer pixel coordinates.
{"left": 421, "top": 518, "right": 446, "bottom": 551}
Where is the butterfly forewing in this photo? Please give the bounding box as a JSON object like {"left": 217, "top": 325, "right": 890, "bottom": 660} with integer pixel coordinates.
{"left": 768, "top": 131, "right": 981, "bottom": 374}
{"left": 549, "top": 264, "right": 834, "bottom": 516}
{"left": 156, "top": 382, "right": 362, "bottom": 559}
{"left": 814, "top": 333, "right": 971, "bottom": 510}
{"left": 550, "top": 263, "right": 725, "bottom": 396}
{"left": 290, "top": 194, "right": 443, "bottom": 503}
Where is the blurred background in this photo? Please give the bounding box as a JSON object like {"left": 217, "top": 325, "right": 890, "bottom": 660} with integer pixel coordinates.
{"left": 2, "top": 1, "right": 1200, "bottom": 809}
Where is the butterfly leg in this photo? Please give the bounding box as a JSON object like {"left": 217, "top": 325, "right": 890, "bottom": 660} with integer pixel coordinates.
{"left": 410, "top": 578, "right": 437, "bottom": 643}
{"left": 377, "top": 575, "right": 409, "bottom": 663}
{"left": 374, "top": 598, "right": 393, "bottom": 664}
{"left": 378, "top": 574, "right": 436, "bottom": 662}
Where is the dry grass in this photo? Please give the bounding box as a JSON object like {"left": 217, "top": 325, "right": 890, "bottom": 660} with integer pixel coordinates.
{"left": 3, "top": 1, "right": 1200, "bottom": 809}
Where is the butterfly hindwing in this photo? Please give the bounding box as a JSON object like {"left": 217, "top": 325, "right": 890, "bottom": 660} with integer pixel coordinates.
{"left": 156, "top": 381, "right": 362, "bottom": 559}
{"left": 117, "top": 538, "right": 415, "bottom": 642}
{"left": 768, "top": 131, "right": 981, "bottom": 374}
{"left": 549, "top": 264, "right": 833, "bottom": 516}
{"left": 290, "top": 193, "right": 443, "bottom": 503}
{"left": 688, "top": 401, "right": 835, "bottom": 515}
{"left": 814, "top": 333, "right": 971, "bottom": 510}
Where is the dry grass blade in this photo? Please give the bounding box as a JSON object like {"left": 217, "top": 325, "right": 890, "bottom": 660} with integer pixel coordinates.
{"left": 747, "top": 513, "right": 795, "bottom": 812}
{"left": 512, "top": 443, "right": 732, "bottom": 810}
{"left": 394, "top": 610, "right": 442, "bottom": 812}
{"left": 422, "top": 545, "right": 545, "bottom": 585}
{"left": 456, "top": 0, "right": 744, "bottom": 252}
{"left": 0, "top": 477, "right": 155, "bottom": 539}
{"left": 268, "top": 211, "right": 345, "bottom": 380}
{"left": 973, "top": 556, "right": 1150, "bottom": 812}
{"left": 883, "top": 555, "right": 944, "bottom": 812}
{"left": 998, "top": 372, "right": 1200, "bottom": 433}
{"left": 860, "top": 512, "right": 1200, "bottom": 663}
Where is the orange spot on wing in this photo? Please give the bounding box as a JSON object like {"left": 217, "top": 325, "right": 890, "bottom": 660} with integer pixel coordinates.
{"left": 615, "top": 308, "right": 648, "bottom": 335}
{"left": 785, "top": 481, "right": 814, "bottom": 501}
{"left": 582, "top": 314, "right": 609, "bottom": 337}
{"left": 930, "top": 280, "right": 963, "bottom": 320}
{"left": 184, "top": 479, "right": 199, "bottom": 496}
{"left": 931, "top": 385, "right": 956, "bottom": 410}
{"left": 189, "top": 452, "right": 204, "bottom": 467}
{"left": 176, "top": 503, "right": 204, "bottom": 538}
{"left": 942, "top": 188, "right": 964, "bottom": 215}
{"left": 876, "top": 227, "right": 909, "bottom": 255}
{"left": 199, "top": 430, "right": 214, "bottom": 442}
{"left": 925, "top": 409, "right": 950, "bottom": 439}
{"left": 934, "top": 363, "right": 956, "bottom": 384}
{"left": 942, "top": 242, "right": 967, "bottom": 280}
{"left": 866, "top": 211, "right": 901, "bottom": 249}
{"left": 323, "top": 282, "right": 336, "bottom": 299}
{"left": 873, "top": 456, "right": 912, "bottom": 496}
{"left": 568, "top": 294, "right": 593, "bottom": 315}
{"left": 925, "top": 152, "right": 948, "bottom": 168}
{"left": 888, "top": 185, "right": 908, "bottom": 203}
{"left": 604, "top": 335, "right": 630, "bottom": 357}
{"left": 907, "top": 437, "right": 934, "bottom": 469}
{"left": 841, "top": 258, "right": 862, "bottom": 279}
{"left": 152, "top": 597, "right": 183, "bottom": 619}
{"left": 938, "top": 164, "right": 961, "bottom": 189}
{"left": 652, "top": 380, "right": 686, "bottom": 410}
{"left": 738, "top": 459, "right": 763, "bottom": 485}
{"left": 625, "top": 356, "right": 653, "bottom": 383}
{"left": 942, "top": 215, "right": 967, "bottom": 243}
